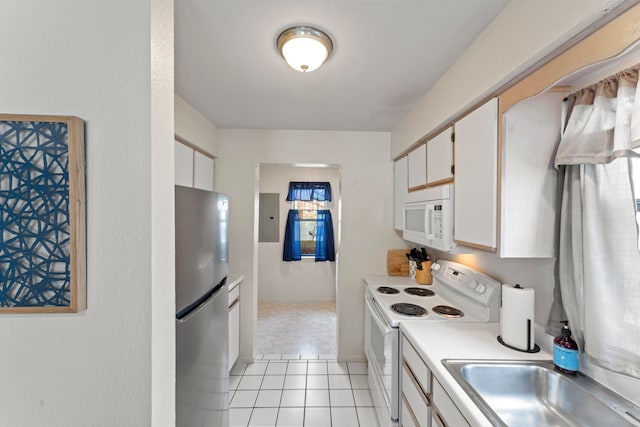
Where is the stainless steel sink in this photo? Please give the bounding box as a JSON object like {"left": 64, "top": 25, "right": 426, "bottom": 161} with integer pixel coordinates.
{"left": 443, "top": 359, "right": 640, "bottom": 427}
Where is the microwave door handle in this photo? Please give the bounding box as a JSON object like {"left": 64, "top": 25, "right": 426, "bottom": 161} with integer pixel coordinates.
{"left": 426, "top": 205, "right": 435, "bottom": 240}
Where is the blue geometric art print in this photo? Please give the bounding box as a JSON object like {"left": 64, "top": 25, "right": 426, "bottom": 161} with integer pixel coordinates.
{"left": 0, "top": 119, "right": 71, "bottom": 308}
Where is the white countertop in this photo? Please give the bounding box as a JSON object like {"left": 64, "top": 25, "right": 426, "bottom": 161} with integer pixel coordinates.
{"left": 228, "top": 274, "right": 244, "bottom": 292}
{"left": 400, "top": 322, "right": 552, "bottom": 427}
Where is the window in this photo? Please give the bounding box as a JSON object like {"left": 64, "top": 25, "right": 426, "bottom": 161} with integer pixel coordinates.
{"left": 293, "top": 199, "right": 327, "bottom": 256}
{"left": 283, "top": 181, "right": 335, "bottom": 262}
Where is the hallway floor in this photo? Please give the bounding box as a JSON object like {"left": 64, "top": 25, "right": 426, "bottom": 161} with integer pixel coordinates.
{"left": 234, "top": 303, "right": 378, "bottom": 426}
{"left": 230, "top": 356, "right": 378, "bottom": 427}
{"left": 257, "top": 302, "right": 336, "bottom": 356}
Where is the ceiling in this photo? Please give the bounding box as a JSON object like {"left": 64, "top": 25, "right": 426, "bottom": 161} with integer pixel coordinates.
{"left": 175, "top": 0, "right": 510, "bottom": 132}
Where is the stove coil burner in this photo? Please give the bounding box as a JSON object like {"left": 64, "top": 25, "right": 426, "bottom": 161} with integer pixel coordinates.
{"left": 432, "top": 305, "right": 464, "bottom": 318}
{"left": 404, "top": 287, "right": 435, "bottom": 297}
{"left": 377, "top": 286, "right": 400, "bottom": 295}
{"left": 391, "top": 303, "right": 428, "bottom": 317}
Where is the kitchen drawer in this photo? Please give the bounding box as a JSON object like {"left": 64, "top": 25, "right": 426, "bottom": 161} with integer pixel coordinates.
{"left": 229, "top": 298, "right": 240, "bottom": 370}
{"left": 401, "top": 363, "right": 431, "bottom": 427}
{"left": 432, "top": 378, "right": 470, "bottom": 427}
{"left": 228, "top": 284, "right": 240, "bottom": 307}
{"left": 401, "top": 394, "right": 420, "bottom": 427}
{"left": 402, "top": 335, "right": 431, "bottom": 394}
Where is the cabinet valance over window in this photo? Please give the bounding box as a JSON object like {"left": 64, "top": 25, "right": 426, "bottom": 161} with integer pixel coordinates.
{"left": 554, "top": 65, "right": 640, "bottom": 167}
{"left": 286, "top": 181, "right": 332, "bottom": 201}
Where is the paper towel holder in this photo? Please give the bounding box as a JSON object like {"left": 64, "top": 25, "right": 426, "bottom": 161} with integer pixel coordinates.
{"left": 497, "top": 318, "right": 541, "bottom": 353}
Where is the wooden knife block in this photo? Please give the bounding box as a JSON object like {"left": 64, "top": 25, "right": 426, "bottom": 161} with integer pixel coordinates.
{"left": 415, "top": 261, "right": 433, "bottom": 285}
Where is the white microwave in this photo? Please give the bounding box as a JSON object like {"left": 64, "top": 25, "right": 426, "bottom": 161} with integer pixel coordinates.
{"left": 402, "top": 186, "right": 454, "bottom": 252}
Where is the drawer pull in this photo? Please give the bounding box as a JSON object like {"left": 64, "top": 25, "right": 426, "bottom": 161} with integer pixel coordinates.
{"left": 433, "top": 408, "right": 447, "bottom": 427}
{"left": 401, "top": 393, "right": 422, "bottom": 427}
{"left": 402, "top": 359, "right": 431, "bottom": 406}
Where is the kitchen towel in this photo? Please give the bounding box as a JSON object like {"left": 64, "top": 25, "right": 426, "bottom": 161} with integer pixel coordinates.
{"left": 500, "top": 284, "right": 536, "bottom": 351}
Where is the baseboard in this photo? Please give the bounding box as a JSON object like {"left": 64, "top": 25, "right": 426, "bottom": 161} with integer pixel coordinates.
{"left": 258, "top": 298, "right": 336, "bottom": 304}
{"left": 336, "top": 354, "right": 367, "bottom": 363}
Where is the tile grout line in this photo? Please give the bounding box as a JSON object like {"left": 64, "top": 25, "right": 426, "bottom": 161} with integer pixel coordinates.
{"left": 231, "top": 356, "right": 372, "bottom": 426}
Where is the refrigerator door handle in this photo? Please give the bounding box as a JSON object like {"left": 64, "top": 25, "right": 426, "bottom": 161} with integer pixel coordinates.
{"left": 176, "top": 278, "right": 227, "bottom": 322}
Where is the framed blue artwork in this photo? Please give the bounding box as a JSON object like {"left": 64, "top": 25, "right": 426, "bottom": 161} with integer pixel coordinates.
{"left": 0, "top": 114, "right": 86, "bottom": 313}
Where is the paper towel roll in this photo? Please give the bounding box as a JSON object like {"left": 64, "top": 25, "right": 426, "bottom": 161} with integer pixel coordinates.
{"left": 500, "top": 284, "right": 535, "bottom": 351}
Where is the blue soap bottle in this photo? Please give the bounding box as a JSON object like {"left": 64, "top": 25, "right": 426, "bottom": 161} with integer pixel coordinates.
{"left": 553, "top": 321, "right": 579, "bottom": 374}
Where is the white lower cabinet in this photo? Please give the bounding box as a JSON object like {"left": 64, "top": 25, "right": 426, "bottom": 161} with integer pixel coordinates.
{"left": 401, "top": 334, "right": 470, "bottom": 427}
{"left": 431, "top": 378, "right": 470, "bottom": 427}
{"left": 401, "top": 336, "right": 432, "bottom": 427}
{"left": 401, "top": 396, "right": 419, "bottom": 427}
{"left": 228, "top": 283, "right": 240, "bottom": 371}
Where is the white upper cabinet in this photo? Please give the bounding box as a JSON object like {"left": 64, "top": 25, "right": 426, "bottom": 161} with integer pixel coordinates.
{"left": 499, "top": 91, "right": 565, "bottom": 257}
{"left": 427, "top": 127, "right": 453, "bottom": 186}
{"left": 407, "top": 143, "right": 427, "bottom": 191}
{"left": 174, "top": 140, "right": 215, "bottom": 190}
{"left": 194, "top": 151, "right": 214, "bottom": 191}
{"left": 452, "top": 93, "right": 565, "bottom": 257}
{"left": 394, "top": 156, "right": 408, "bottom": 230}
{"left": 175, "top": 140, "right": 194, "bottom": 187}
{"left": 454, "top": 98, "right": 498, "bottom": 250}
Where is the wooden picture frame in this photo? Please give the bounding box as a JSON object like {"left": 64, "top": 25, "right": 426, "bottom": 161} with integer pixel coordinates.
{"left": 0, "top": 114, "right": 86, "bottom": 313}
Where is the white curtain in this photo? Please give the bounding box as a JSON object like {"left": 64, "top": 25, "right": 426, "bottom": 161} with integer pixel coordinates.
{"left": 553, "top": 65, "right": 640, "bottom": 378}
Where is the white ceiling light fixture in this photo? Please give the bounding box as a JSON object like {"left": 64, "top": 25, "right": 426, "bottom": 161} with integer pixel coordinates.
{"left": 277, "top": 26, "right": 333, "bottom": 73}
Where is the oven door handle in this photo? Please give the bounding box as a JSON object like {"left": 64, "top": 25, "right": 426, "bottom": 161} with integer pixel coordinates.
{"left": 366, "top": 296, "right": 393, "bottom": 334}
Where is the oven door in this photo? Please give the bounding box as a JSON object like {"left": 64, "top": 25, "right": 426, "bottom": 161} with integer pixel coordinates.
{"left": 365, "top": 293, "right": 399, "bottom": 425}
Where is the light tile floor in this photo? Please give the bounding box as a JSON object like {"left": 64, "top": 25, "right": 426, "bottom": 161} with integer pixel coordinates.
{"left": 230, "top": 357, "right": 379, "bottom": 427}
{"left": 257, "top": 302, "right": 336, "bottom": 355}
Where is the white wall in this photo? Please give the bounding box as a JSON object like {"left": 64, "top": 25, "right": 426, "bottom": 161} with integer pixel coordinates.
{"left": 0, "top": 1, "right": 175, "bottom": 426}
{"left": 391, "top": 0, "right": 628, "bottom": 157}
{"left": 217, "top": 130, "right": 404, "bottom": 361}
{"left": 175, "top": 94, "right": 220, "bottom": 156}
{"left": 258, "top": 165, "right": 339, "bottom": 303}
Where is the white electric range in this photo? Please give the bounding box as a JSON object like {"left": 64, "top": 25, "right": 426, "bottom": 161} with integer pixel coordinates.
{"left": 363, "top": 260, "right": 501, "bottom": 427}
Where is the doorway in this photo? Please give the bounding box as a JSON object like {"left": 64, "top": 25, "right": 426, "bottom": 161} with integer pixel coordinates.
{"left": 255, "top": 164, "right": 340, "bottom": 357}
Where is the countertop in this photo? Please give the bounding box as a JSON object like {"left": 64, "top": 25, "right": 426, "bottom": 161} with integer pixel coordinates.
{"left": 228, "top": 274, "right": 244, "bottom": 292}
{"left": 400, "top": 322, "right": 552, "bottom": 427}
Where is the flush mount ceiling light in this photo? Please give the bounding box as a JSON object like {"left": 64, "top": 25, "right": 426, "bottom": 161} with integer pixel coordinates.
{"left": 277, "top": 26, "right": 333, "bottom": 73}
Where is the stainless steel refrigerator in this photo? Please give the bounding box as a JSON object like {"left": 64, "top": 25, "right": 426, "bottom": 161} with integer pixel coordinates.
{"left": 175, "top": 186, "right": 229, "bottom": 427}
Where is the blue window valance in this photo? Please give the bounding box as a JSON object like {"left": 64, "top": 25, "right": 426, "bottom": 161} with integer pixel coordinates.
{"left": 286, "top": 182, "right": 332, "bottom": 202}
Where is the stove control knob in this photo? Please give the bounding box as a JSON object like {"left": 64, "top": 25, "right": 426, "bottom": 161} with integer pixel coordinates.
{"left": 431, "top": 263, "right": 441, "bottom": 271}
{"left": 476, "top": 283, "right": 486, "bottom": 294}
